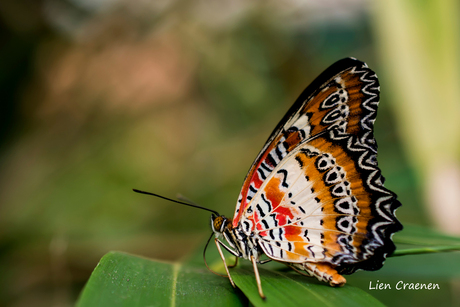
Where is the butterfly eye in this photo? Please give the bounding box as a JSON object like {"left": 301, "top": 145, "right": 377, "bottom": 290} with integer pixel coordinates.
{"left": 213, "top": 216, "right": 225, "bottom": 233}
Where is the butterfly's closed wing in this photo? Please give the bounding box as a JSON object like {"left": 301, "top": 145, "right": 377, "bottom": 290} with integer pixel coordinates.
{"left": 233, "top": 58, "right": 402, "bottom": 275}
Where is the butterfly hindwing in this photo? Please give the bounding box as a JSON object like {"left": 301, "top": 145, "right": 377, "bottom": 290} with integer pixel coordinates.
{"left": 232, "top": 58, "right": 402, "bottom": 273}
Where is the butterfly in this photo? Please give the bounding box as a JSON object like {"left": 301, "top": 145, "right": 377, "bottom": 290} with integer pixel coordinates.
{"left": 135, "top": 57, "right": 402, "bottom": 299}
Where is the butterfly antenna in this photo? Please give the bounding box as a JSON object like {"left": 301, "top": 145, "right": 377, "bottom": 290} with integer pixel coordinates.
{"left": 133, "top": 189, "right": 220, "bottom": 215}
{"left": 176, "top": 193, "right": 199, "bottom": 206}
{"left": 203, "top": 232, "right": 228, "bottom": 278}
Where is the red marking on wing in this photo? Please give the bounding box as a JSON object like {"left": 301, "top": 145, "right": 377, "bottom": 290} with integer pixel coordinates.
{"left": 232, "top": 140, "right": 280, "bottom": 228}
{"left": 272, "top": 206, "right": 294, "bottom": 227}
{"left": 283, "top": 225, "right": 302, "bottom": 238}
{"left": 259, "top": 230, "right": 268, "bottom": 237}
{"left": 265, "top": 177, "right": 283, "bottom": 208}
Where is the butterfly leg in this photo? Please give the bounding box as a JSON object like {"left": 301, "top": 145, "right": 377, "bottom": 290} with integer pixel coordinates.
{"left": 228, "top": 256, "right": 238, "bottom": 268}
{"left": 290, "top": 262, "right": 346, "bottom": 287}
{"left": 251, "top": 255, "right": 266, "bottom": 299}
{"left": 214, "top": 238, "right": 237, "bottom": 288}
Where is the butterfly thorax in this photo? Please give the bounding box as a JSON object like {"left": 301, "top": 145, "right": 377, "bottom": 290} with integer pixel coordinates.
{"left": 211, "top": 214, "right": 262, "bottom": 261}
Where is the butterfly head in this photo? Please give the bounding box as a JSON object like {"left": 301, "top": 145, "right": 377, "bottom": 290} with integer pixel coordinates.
{"left": 211, "top": 214, "right": 232, "bottom": 237}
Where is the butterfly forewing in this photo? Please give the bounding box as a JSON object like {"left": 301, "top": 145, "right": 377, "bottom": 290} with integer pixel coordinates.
{"left": 232, "top": 58, "right": 401, "bottom": 274}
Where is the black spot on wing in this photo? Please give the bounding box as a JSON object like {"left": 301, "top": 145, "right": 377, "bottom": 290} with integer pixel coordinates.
{"left": 257, "top": 167, "right": 267, "bottom": 180}
{"left": 277, "top": 169, "right": 289, "bottom": 188}
{"left": 295, "top": 156, "right": 304, "bottom": 167}
{"left": 269, "top": 229, "right": 275, "bottom": 240}
{"left": 260, "top": 162, "right": 272, "bottom": 173}
{"left": 267, "top": 153, "right": 277, "bottom": 167}
{"left": 275, "top": 146, "right": 283, "bottom": 161}
{"left": 261, "top": 219, "right": 269, "bottom": 229}
{"left": 256, "top": 204, "right": 266, "bottom": 218}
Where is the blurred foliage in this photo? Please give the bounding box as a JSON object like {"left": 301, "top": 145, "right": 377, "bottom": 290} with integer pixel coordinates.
{"left": 373, "top": 0, "right": 460, "bottom": 235}
{"left": 0, "top": 0, "right": 458, "bottom": 306}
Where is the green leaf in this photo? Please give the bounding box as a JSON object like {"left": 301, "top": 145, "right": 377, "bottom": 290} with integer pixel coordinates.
{"left": 393, "top": 224, "right": 460, "bottom": 246}
{"left": 231, "top": 265, "right": 384, "bottom": 307}
{"left": 76, "top": 251, "right": 384, "bottom": 307}
{"left": 391, "top": 224, "right": 460, "bottom": 256}
{"left": 75, "top": 251, "right": 247, "bottom": 307}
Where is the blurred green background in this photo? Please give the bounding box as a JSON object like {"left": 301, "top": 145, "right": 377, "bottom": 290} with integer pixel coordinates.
{"left": 0, "top": 0, "right": 459, "bottom": 306}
